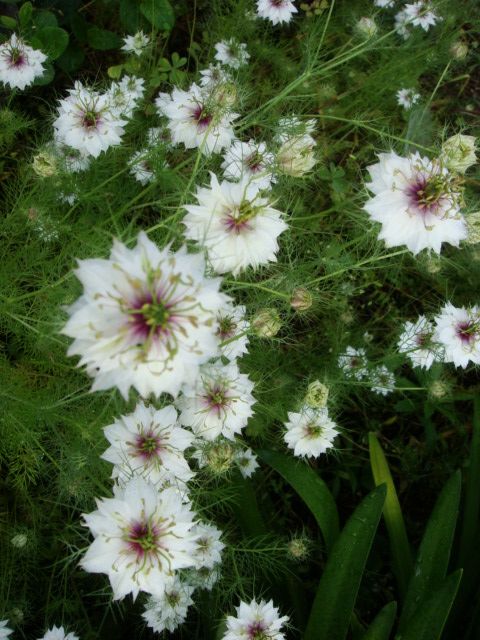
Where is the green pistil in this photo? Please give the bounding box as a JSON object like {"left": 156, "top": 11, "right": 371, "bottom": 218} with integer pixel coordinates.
{"left": 141, "top": 300, "right": 170, "bottom": 329}
{"left": 140, "top": 436, "right": 158, "bottom": 454}
{"left": 306, "top": 422, "right": 323, "bottom": 438}
{"left": 235, "top": 200, "right": 259, "bottom": 224}
{"left": 417, "top": 177, "right": 446, "bottom": 208}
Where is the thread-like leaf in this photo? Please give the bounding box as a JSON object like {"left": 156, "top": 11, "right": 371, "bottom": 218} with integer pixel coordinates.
{"left": 369, "top": 432, "right": 413, "bottom": 598}
{"left": 304, "top": 484, "right": 387, "bottom": 640}
{"left": 257, "top": 449, "right": 339, "bottom": 551}
{"left": 362, "top": 601, "right": 397, "bottom": 640}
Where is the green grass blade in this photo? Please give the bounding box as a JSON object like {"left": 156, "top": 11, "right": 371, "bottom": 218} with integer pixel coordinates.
{"left": 369, "top": 433, "right": 413, "bottom": 598}
{"left": 459, "top": 397, "right": 480, "bottom": 567}
{"left": 398, "top": 471, "right": 461, "bottom": 630}
{"left": 304, "top": 484, "right": 387, "bottom": 640}
{"left": 257, "top": 449, "right": 339, "bottom": 551}
{"left": 398, "top": 570, "right": 463, "bottom": 640}
{"left": 362, "top": 601, "right": 397, "bottom": 640}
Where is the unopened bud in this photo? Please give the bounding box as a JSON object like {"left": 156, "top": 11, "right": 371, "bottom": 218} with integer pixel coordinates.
{"left": 356, "top": 17, "right": 377, "bottom": 39}
{"left": 441, "top": 134, "right": 477, "bottom": 174}
{"left": 291, "top": 287, "right": 313, "bottom": 312}
{"left": 287, "top": 536, "right": 311, "bottom": 561}
{"left": 429, "top": 379, "right": 450, "bottom": 399}
{"left": 304, "top": 380, "right": 329, "bottom": 408}
{"left": 32, "top": 150, "right": 58, "bottom": 177}
{"left": 450, "top": 41, "right": 468, "bottom": 60}
{"left": 252, "top": 308, "right": 282, "bottom": 338}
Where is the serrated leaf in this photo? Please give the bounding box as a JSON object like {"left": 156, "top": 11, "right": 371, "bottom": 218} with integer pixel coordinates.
{"left": 258, "top": 449, "right": 339, "bottom": 552}
{"left": 304, "top": 484, "right": 387, "bottom": 640}
{"left": 140, "top": 0, "right": 175, "bottom": 30}
{"left": 399, "top": 471, "right": 461, "bottom": 630}
{"left": 362, "top": 601, "right": 397, "bottom": 640}
{"left": 87, "top": 27, "right": 122, "bottom": 51}
{"left": 33, "top": 27, "right": 69, "bottom": 60}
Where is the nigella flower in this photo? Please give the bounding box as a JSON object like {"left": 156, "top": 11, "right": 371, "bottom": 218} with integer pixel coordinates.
{"left": 256, "top": 0, "right": 298, "bottom": 25}
{"left": 214, "top": 38, "right": 250, "bottom": 69}
{"left": 129, "top": 149, "right": 156, "bottom": 185}
{"left": 396, "top": 88, "right": 421, "bottom": 110}
{"left": 0, "top": 621, "right": 13, "bottom": 640}
{"left": 404, "top": 2, "right": 441, "bottom": 31}
{"left": 121, "top": 31, "right": 150, "bottom": 56}
{"left": 374, "top": 0, "right": 395, "bottom": 6}
{"left": 37, "top": 626, "right": 79, "bottom": 640}
{"left": 397, "top": 316, "right": 442, "bottom": 369}
{"left": 142, "top": 577, "right": 195, "bottom": 633}
{"left": 216, "top": 303, "right": 250, "bottom": 361}
{"left": 183, "top": 173, "right": 288, "bottom": 275}
{"left": 338, "top": 346, "right": 369, "bottom": 380}
{"left": 284, "top": 406, "right": 339, "bottom": 458}
{"left": 0, "top": 33, "right": 46, "bottom": 90}
{"left": 223, "top": 599, "right": 289, "bottom": 640}
{"left": 80, "top": 476, "right": 197, "bottom": 600}
{"left": 234, "top": 447, "right": 259, "bottom": 478}
{"left": 176, "top": 360, "right": 255, "bottom": 441}
{"left": 222, "top": 140, "right": 275, "bottom": 189}
{"left": 369, "top": 365, "right": 396, "bottom": 395}
{"left": 199, "top": 64, "right": 232, "bottom": 90}
{"left": 61, "top": 232, "right": 227, "bottom": 399}
{"left": 191, "top": 521, "right": 225, "bottom": 569}
{"left": 433, "top": 302, "right": 480, "bottom": 368}
{"left": 363, "top": 151, "right": 467, "bottom": 254}
{"left": 53, "top": 82, "right": 127, "bottom": 158}
{"left": 156, "top": 82, "right": 238, "bottom": 155}
{"left": 101, "top": 401, "right": 194, "bottom": 486}
{"left": 108, "top": 76, "right": 144, "bottom": 119}
{"left": 394, "top": 10, "right": 411, "bottom": 39}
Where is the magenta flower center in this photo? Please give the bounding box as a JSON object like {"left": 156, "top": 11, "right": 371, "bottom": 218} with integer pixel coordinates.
{"left": 129, "top": 293, "right": 173, "bottom": 340}
{"left": 126, "top": 520, "right": 161, "bottom": 558}
{"left": 246, "top": 152, "right": 263, "bottom": 173}
{"left": 248, "top": 622, "right": 268, "bottom": 639}
{"left": 134, "top": 431, "right": 163, "bottom": 460}
{"left": 192, "top": 104, "right": 213, "bottom": 130}
{"left": 204, "top": 384, "right": 231, "bottom": 414}
{"left": 9, "top": 48, "right": 26, "bottom": 67}
{"left": 82, "top": 110, "right": 101, "bottom": 129}
{"left": 407, "top": 174, "right": 445, "bottom": 215}
{"left": 456, "top": 321, "right": 476, "bottom": 345}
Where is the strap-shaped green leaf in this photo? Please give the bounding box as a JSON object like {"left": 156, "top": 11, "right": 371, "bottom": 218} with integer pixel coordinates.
{"left": 397, "top": 570, "right": 462, "bottom": 640}
{"left": 257, "top": 449, "right": 339, "bottom": 551}
{"left": 369, "top": 433, "right": 413, "bottom": 598}
{"left": 399, "top": 471, "right": 461, "bottom": 630}
{"left": 362, "top": 601, "right": 397, "bottom": 640}
{"left": 304, "top": 484, "right": 387, "bottom": 640}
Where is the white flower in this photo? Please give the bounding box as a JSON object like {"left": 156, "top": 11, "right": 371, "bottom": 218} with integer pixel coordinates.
{"left": 394, "top": 10, "right": 411, "bottom": 39}
{"left": 276, "top": 134, "right": 317, "bottom": 177}
{"left": 216, "top": 303, "right": 250, "bottom": 360}
{"left": 0, "top": 34, "right": 46, "bottom": 90}
{"left": 53, "top": 83, "right": 127, "bottom": 158}
{"left": 142, "top": 577, "right": 195, "bottom": 633}
{"left": 284, "top": 406, "right": 339, "bottom": 458}
{"left": 59, "top": 192, "right": 77, "bottom": 206}
{"left": 80, "top": 476, "right": 197, "bottom": 600}
{"left": 37, "top": 626, "right": 79, "bottom": 640}
{"left": 61, "top": 232, "right": 227, "bottom": 400}
{"left": 187, "top": 565, "right": 221, "bottom": 590}
{"left": 101, "top": 401, "right": 194, "bottom": 486}
{"left": 256, "top": 0, "right": 298, "bottom": 25}
{"left": 374, "top": 0, "right": 395, "bottom": 7}
{"left": 192, "top": 521, "right": 225, "bottom": 569}
{"left": 199, "top": 64, "right": 232, "bottom": 89}
{"left": 214, "top": 39, "right": 250, "bottom": 69}
{"left": 122, "top": 31, "right": 150, "bottom": 56}
{"left": 223, "top": 599, "right": 289, "bottom": 640}
{"left": 363, "top": 151, "right": 467, "bottom": 254}
{"left": 177, "top": 360, "right": 255, "bottom": 441}
{"left": 338, "top": 346, "right": 368, "bottom": 380}
{"left": 404, "top": 2, "right": 441, "bottom": 31}
{"left": 183, "top": 173, "right": 288, "bottom": 275}
{"left": 433, "top": 302, "right": 480, "bottom": 368}
{"left": 222, "top": 140, "right": 275, "bottom": 189}
{"left": 129, "top": 149, "right": 155, "bottom": 185}
{"left": 369, "top": 365, "right": 396, "bottom": 395}
{"left": 440, "top": 134, "right": 477, "bottom": 174}
{"left": 397, "top": 316, "right": 442, "bottom": 369}
{"left": 120, "top": 75, "right": 145, "bottom": 101}
{"left": 396, "top": 88, "right": 420, "bottom": 109}
{"left": 356, "top": 17, "right": 378, "bottom": 38}
{"left": 234, "top": 447, "right": 259, "bottom": 478}
{"left": 156, "top": 83, "right": 238, "bottom": 155}
{"left": 0, "top": 620, "right": 13, "bottom": 639}
{"left": 108, "top": 76, "right": 144, "bottom": 119}
{"left": 55, "top": 143, "right": 91, "bottom": 173}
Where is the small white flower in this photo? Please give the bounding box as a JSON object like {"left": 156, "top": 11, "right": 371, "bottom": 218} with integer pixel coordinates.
{"left": 234, "top": 447, "right": 259, "bottom": 478}
{"left": 216, "top": 303, "right": 250, "bottom": 360}
{"left": 374, "top": 0, "right": 395, "bottom": 7}
{"left": 59, "top": 192, "right": 77, "bottom": 206}
{"left": 214, "top": 38, "right": 250, "bottom": 69}
{"left": 142, "top": 577, "right": 195, "bottom": 633}
{"left": 129, "top": 149, "right": 155, "bottom": 185}
{"left": 108, "top": 76, "right": 144, "bottom": 119}
{"left": 0, "top": 620, "right": 13, "bottom": 639}
{"left": 222, "top": 140, "right": 275, "bottom": 189}
{"left": 192, "top": 521, "right": 225, "bottom": 569}
{"left": 61, "top": 232, "right": 227, "bottom": 400}
{"left": 37, "top": 626, "right": 79, "bottom": 640}
{"left": 81, "top": 476, "right": 197, "bottom": 600}
{"left": 177, "top": 360, "right": 255, "bottom": 441}
{"left": 183, "top": 173, "right": 288, "bottom": 275}
{"left": 440, "top": 134, "right": 477, "bottom": 174}
{"left": 434, "top": 302, "right": 480, "bottom": 368}
{"left": 199, "top": 64, "right": 232, "bottom": 89}
{"left": 121, "top": 31, "right": 150, "bottom": 56}
{"left": 404, "top": 2, "right": 441, "bottom": 31}
{"left": 397, "top": 316, "right": 442, "bottom": 369}
{"left": 53, "top": 82, "right": 127, "bottom": 158}
{"left": 284, "top": 406, "right": 339, "bottom": 458}
{"left": 338, "top": 346, "right": 369, "bottom": 380}
{"left": 55, "top": 143, "right": 91, "bottom": 173}
{"left": 396, "top": 88, "right": 421, "bottom": 110}
{"left": 0, "top": 33, "right": 46, "bottom": 90}
{"left": 187, "top": 565, "right": 221, "bottom": 590}
{"left": 223, "top": 599, "right": 289, "bottom": 640}
{"left": 363, "top": 151, "right": 467, "bottom": 254}
{"left": 101, "top": 401, "right": 194, "bottom": 486}
{"left": 394, "top": 10, "right": 411, "bottom": 39}
{"left": 156, "top": 83, "right": 238, "bottom": 155}
{"left": 256, "top": 0, "right": 298, "bottom": 25}
{"left": 370, "top": 365, "right": 396, "bottom": 395}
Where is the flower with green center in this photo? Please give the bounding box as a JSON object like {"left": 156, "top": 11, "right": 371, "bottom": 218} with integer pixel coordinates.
{"left": 284, "top": 405, "right": 339, "bottom": 458}
{"left": 223, "top": 598, "right": 289, "bottom": 640}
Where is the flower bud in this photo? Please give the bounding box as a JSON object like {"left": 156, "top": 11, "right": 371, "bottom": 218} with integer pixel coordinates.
{"left": 206, "top": 441, "right": 235, "bottom": 475}
{"left": 212, "top": 81, "right": 238, "bottom": 107}
{"left": 252, "top": 308, "right": 282, "bottom": 338}
{"left": 466, "top": 211, "right": 480, "bottom": 245}
{"left": 32, "top": 150, "right": 58, "bottom": 177}
{"left": 441, "top": 134, "right": 477, "bottom": 174}
{"left": 450, "top": 41, "right": 468, "bottom": 60}
{"left": 287, "top": 535, "right": 311, "bottom": 561}
{"left": 356, "top": 17, "right": 378, "bottom": 39}
{"left": 304, "top": 380, "right": 329, "bottom": 408}
{"left": 428, "top": 379, "right": 451, "bottom": 399}
{"left": 290, "top": 287, "right": 313, "bottom": 312}
{"left": 11, "top": 533, "right": 28, "bottom": 549}
{"left": 277, "top": 135, "right": 317, "bottom": 177}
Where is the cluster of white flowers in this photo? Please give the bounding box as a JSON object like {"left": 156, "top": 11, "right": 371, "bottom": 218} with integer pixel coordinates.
{"left": 338, "top": 345, "right": 396, "bottom": 396}
{"left": 375, "top": 0, "right": 442, "bottom": 38}
{"left": 398, "top": 303, "right": 480, "bottom": 369}
{"left": 0, "top": 33, "right": 46, "bottom": 90}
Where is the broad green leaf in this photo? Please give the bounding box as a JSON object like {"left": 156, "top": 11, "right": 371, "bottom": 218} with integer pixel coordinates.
{"left": 459, "top": 397, "right": 480, "bottom": 566}
{"left": 33, "top": 9, "right": 57, "bottom": 28}
{"left": 108, "top": 64, "right": 124, "bottom": 80}
{"left": 32, "top": 62, "right": 54, "bottom": 85}
{"left": 18, "top": 2, "right": 33, "bottom": 27}
{"left": 0, "top": 15, "right": 17, "bottom": 29}
{"left": 257, "top": 449, "right": 339, "bottom": 551}
{"left": 362, "top": 601, "right": 397, "bottom": 640}
{"left": 304, "top": 484, "right": 387, "bottom": 640}
{"left": 369, "top": 433, "right": 413, "bottom": 598}
{"left": 140, "top": 0, "right": 175, "bottom": 30}
{"left": 57, "top": 44, "right": 85, "bottom": 74}
{"left": 120, "top": 0, "right": 144, "bottom": 30}
{"left": 32, "top": 27, "right": 69, "bottom": 60}
{"left": 69, "top": 13, "right": 88, "bottom": 43}
{"left": 232, "top": 476, "right": 266, "bottom": 537}
{"left": 398, "top": 570, "right": 462, "bottom": 640}
{"left": 399, "top": 471, "right": 461, "bottom": 630}
{"left": 87, "top": 27, "right": 122, "bottom": 51}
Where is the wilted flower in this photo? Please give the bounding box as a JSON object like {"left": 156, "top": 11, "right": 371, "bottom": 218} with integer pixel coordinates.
{"left": 290, "top": 287, "right": 313, "bottom": 312}
{"left": 32, "top": 150, "right": 58, "bottom": 177}
{"left": 276, "top": 134, "right": 317, "bottom": 177}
